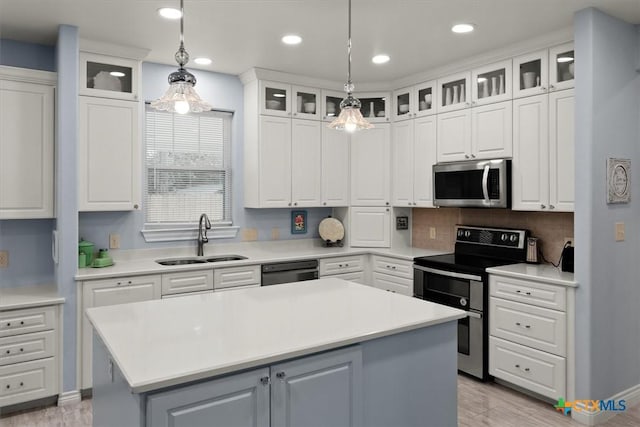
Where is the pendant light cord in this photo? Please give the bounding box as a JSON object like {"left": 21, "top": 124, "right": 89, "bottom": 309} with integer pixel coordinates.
{"left": 346, "top": 0, "right": 353, "bottom": 94}
{"left": 180, "top": 0, "right": 185, "bottom": 47}
{"left": 175, "top": 0, "right": 189, "bottom": 68}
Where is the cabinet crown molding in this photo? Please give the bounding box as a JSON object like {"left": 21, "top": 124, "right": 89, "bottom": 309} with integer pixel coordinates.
{"left": 80, "top": 39, "right": 150, "bottom": 61}
{"left": 0, "top": 65, "right": 56, "bottom": 85}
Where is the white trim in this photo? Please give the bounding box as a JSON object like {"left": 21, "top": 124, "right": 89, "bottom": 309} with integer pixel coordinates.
{"left": 80, "top": 39, "right": 149, "bottom": 60}
{"left": 0, "top": 65, "right": 57, "bottom": 84}
{"left": 57, "top": 390, "right": 82, "bottom": 407}
{"left": 141, "top": 224, "right": 239, "bottom": 242}
{"left": 571, "top": 383, "right": 640, "bottom": 425}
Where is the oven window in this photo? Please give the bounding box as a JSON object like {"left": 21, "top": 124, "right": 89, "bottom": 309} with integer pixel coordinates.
{"left": 425, "top": 273, "right": 470, "bottom": 298}
{"left": 458, "top": 316, "right": 470, "bottom": 355}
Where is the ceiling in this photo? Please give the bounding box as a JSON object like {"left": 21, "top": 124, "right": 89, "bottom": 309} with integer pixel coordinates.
{"left": 1, "top": 0, "right": 639, "bottom": 83}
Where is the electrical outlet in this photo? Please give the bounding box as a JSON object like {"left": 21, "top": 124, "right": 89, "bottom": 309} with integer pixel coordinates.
{"left": 563, "top": 237, "right": 573, "bottom": 247}
{"left": 0, "top": 250, "right": 8, "bottom": 268}
{"left": 109, "top": 233, "right": 120, "bottom": 249}
{"left": 429, "top": 227, "right": 437, "bottom": 240}
{"left": 615, "top": 222, "right": 625, "bottom": 242}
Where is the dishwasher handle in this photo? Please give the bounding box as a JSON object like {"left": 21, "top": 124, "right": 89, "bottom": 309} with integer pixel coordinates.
{"left": 261, "top": 259, "right": 318, "bottom": 273}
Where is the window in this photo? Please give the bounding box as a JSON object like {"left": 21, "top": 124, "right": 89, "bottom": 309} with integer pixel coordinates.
{"left": 142, "top": 106, "right": 237, "bottom": 242}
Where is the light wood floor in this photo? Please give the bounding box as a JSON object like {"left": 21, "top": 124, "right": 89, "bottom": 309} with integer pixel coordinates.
{"left": 2, "top": 376, "right": 639, "bottom": 426}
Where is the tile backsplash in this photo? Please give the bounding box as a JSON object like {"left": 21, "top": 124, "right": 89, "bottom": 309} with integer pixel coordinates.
{"left": 413, "top": 208, "right": 574, "bottom": 264}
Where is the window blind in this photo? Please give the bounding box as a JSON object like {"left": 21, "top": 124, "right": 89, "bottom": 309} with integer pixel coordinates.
{"left": 145, "top": 106, "right": 232, "bottom": 225}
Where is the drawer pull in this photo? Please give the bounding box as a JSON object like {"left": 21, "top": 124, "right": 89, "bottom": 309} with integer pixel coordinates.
{"left": 345, "top": 264, "right": 349, "bottom": 267}
{"left": 5, "top": 350, "right": 9, "bottom": 354}
{"left": 525, "top": 292, "right": 531, "bottom": 295}
{"left": 515, "top": 322, "right": 521, "bottom": 326}
{"left": 5, "top": 385, "right": 9, "bottom": 389}
{"left": 20, "top": 348, "right": 24, "bottom": 352}
{"left": 515, "top": 364, "right": 520, "bottom": 368}
{"left": 525, "top": 325, "right": 531, "bottom": 329}
{"left": 515, "top": 290, "right": 521, "bottom": 293}
{"left": 524, "top": 368, "right": 530, "bottom": 372}
{"left": 6, "top": 322, "right": 10, "bottom": 327}
{"left": 338, "top": 264, "right": 343, "bottom": 268}
{"left": 20, "top": 321, "right": 24, "bottom": 325}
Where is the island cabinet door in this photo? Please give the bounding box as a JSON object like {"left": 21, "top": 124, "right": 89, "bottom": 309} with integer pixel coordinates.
{"left": 271, "top": 346, "right": 363, "bottom": 427}
{"left": 146, "top": 367, "right": 270, "bottom": 427}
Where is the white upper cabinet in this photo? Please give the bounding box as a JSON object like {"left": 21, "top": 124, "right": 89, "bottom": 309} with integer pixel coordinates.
{"left": 350, "top": 206, "right": 391, "bottom": 248}
{"left": 80, "top": 52, "right": 139, "bottom": 101}
{"left": 321, "top": 90, "right": 345, "bottom": 122}
{"left": 436, "top": 71, "right": 471, "bottom": 113}
{"left": 260, "top": 81, "right": 321, "bottom": 120}
{"left": 392, "top": 80, "right": 437, "bottom": 121}
{"left": 549, "top": 42, "right": 575, "bottom": 92}
{"left": 471, "top": 60, "right": 512, "bottom": 106}
{"left": 392, "top": 116, "right": 437, "bottom": 207}
{"left": 0, "top": 69, "right": 55, "bottom": 219}
{"left": 256, "top": 115, "right": 293, "bottom": 207}
{"left": 321, "top": 127, "right": 350, "bottom": 207}
{"left": 78, "top": 96, "right": 141, "bottom": 211}
{"left": 436, "top": 109, "right": 471, "bottom": 162}
{"left": 291, "top": 120, "right": 322, "bottom": 207}
{"left": 471, "top": 101, "right": 513, "bottom": 159}
{"left": 513, "top": 43, "right": 574, "bottom": 98}
{"left": 356, "top": 92, "right": 390, "bottom": 123}
{"left": 549, "top": 89, "right": 575, "bottom": 211}
{"left": 350, "top": 124, "right": 391, "bottom": 206}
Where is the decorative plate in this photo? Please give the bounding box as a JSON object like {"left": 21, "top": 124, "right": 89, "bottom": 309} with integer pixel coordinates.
{"left": 318, "top": 217, "right": 345, "bottom": 242}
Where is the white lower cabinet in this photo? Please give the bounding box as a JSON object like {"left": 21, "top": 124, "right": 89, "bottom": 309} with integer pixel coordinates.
{"left": 213, "top": 265, "right": 261, "bottom": 290}
{"left": 350, "top": 207, "right": 391, "bottom": 248}
{"left": 319, "top": 255, "right": 367, "bottom": 284}
{"left": 489, "top": 273, "right": 572, "bottom": 400}
{"left": 81, "top": 275, "right": 161, "bottom": 389}
{"left": 370, "top": 255, "right": 413, "bottom": 296}
{"left": 0, "top": 304, "right": 61, "bottom": 408}
{"left": 146, "top": 346, "right": 363, "bottom": 427}
{"left": 161, "top": 270, "right": 213, "bottom": 297}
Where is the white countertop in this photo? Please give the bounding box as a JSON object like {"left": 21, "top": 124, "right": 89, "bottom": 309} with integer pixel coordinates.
{"left": 487, "top": 263, "right": 577, "bottom": 287}
{"left": 0, "top": 284, "right": 65, "bottom": 310}
{"left": 75, "top": 239, "right": 446, "bottom": 281}
{"left": 86, "top": 277, "right": 466, "bottom": 393}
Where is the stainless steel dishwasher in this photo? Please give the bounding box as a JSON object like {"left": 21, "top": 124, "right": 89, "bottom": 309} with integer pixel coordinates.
{"left": 261, "top": 259, "right": 319, "bottom": 286}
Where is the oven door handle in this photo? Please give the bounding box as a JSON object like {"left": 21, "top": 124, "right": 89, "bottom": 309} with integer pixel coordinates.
{"left": 467, "top": 310, "right": 482, "bottom": 319}
{"left": 413, "top": 265, "right": 482, "bottom": 282}
{"left": 482, "top": 164, "right": 490, "bottom": 203}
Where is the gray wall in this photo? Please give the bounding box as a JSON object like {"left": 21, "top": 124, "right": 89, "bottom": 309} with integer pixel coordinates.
{"left": 0, "top": 39, "right": 55, "bottom": 71}
{"left": 574, "top": 8, "right": 640, "bottom": 399}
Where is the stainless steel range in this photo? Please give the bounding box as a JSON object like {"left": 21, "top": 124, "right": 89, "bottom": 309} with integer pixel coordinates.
{"left": 413, "top": 226, "right": 528, "bottom": 381}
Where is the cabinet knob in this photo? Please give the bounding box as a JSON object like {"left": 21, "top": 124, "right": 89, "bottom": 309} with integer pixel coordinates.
{"left": 5, "top": 323, "right": 10, "bottom": 327}
{"left": 470, "top": 154, "right": 476, "bottom": 158}
{"left": 5, "top": 350, "right": 9, "bottom": 354}
{"left": 540, "top": 86, "right": 547, "bottom": 91}
{"left": 345, "top": 264, "right": 349, "bottom": 267}
{"left": 386, "top": 117, "right": 390, "bottom": 122}
{"left": 413, "top": 202, "right": 417, "bottom": 206}
{"left": 128, "top": 281, "right": 132, "bottom": 285}
{"left": 408, "top": 202, "right": 412, "bottom": 206}
{"left": 540, "top": 204, "right": 546, "bottom": 209}
{"left": 6, "top": 385, "right": 9, "bottom": 389}
{"left": 516, "top": 322, "right": 521, "bottom": 326}
{"left": 549, "top": 84, "right": 555, "bottom": 91}
{"left": 525, "top": 292, "right": 531, "bottom": 296}
{"left": 20, "top": 321, "right": 24, "bottom": 325}
{"left": 288, "top": 203, "right": 292, "bottom": 207}
{"left": 323, "top": 202, "right": 327, "bottom": 206}
{"left": 19, "top": 348, "right": 23, "bottom": 352}
{"left": 259, "top": 376, "right": 270, "bottom": 386}
{"left": 516, "top": 290, "right": 521, "bottom": 293}
{"left": 276, "top": 371, "right": 286, "bottom": 381}
{"left": 19, "top": 382, "right": 24, "bottom": 386}
{"left": 549, "top": 205, "right": 555, "bottom": 210}
{"left": 339, "top": 264, "right": 343, "bottom": 268}
{"left": 524, "top": 368, "right": 530, "bottom": 372}
{"left": 386, "top": 208, "right": 390, "bottom": 212}
{"left": 515, "top": 364, "right": 520, "bottom": 368}
{"left": 385, "top": 202, "right": 389, "bottom": 205}
{"left": 465, "top": 155, "right": 470, "bottom": 159}
{"left": 294, "top": 202, "right": 298, "bottom": 206}
{"left": 133, "top": 204, "right": 139, "bottom": 209}
{"left": 525, "top": 325, "right": 531, "bottom": 329}
{"left": 293, "top": 112, "right": 297, "bottom": 116}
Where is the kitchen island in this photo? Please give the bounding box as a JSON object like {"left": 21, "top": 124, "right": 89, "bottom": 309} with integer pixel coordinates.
{"left": 87, "top": 278, "right": 466, "bottom": 427}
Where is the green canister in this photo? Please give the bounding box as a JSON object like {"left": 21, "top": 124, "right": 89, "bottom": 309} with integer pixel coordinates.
{"left": 78, "top": 239, "right": 95, "bottom": 267}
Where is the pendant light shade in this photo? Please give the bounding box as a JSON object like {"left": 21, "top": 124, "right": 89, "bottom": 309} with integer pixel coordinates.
{"left": 329, "top": 0, "right": 372, "bottom": 132}
{"left": 151, "top": 0, "right": 211, "bottom": 114}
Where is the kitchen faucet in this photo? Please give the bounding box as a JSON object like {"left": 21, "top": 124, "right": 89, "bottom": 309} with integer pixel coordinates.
{"left": 197, "top": 213, "right": 211, "bottom": 256}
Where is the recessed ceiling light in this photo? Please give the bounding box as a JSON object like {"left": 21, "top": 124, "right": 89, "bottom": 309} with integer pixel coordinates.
{"left": 110, "top": 71, "right": 126, "bottom": 77}
{"left": 451, "top": 23, "right": 475, "bottom": 34}
{"left": 194, "top": 57, "right": 212, "bottom": 65}
{"left": 158, "top": 7, "right": 182, "bottom": 20}
{"left": 372, "top": 54, "right": 390, "bottom": 65}
{"left": 282, "top": 35, "right": 302, "bottom": 45}
{"left": 557, "top": 56, "right": 574, "bottom": 63}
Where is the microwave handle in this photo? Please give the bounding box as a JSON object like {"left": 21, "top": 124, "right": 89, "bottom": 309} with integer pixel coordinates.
{"left": 482, "top": 164, "right": 490, "bottom": 203}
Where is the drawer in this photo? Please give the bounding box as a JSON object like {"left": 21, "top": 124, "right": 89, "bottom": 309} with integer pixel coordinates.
{"left": 489, "top": 336, "right": 565, "bottom": 400}
{"left": 490, "top": 275, "right": 566, "bottom": 311}
{"left": 490, "top": 297, "right": 566, "bottom": 356}
{"left": 330, "top": 271, "right": 365, "bottom": 285}
{"left": 319, "top": 255, "right": 366, "bottom": 276}
{"left": 372, "top": 272, "right": 412, "bottom": 296}
{"left": 213, "top": 265, "right": 261, "bottom": 290}
{"left": 0, "top": 357, "right": 57, "bottom": 407}
{"left": 0, "top": 306, "right": 56, "bottom": 338}
{"left": 372, "top": 256, "right": 413, "bottom": 279}
{"left": 0, "top": 330, "right": 56, "bottom": 366}
{"left": 162, "top": 270, "right": 214, "bottom": 296}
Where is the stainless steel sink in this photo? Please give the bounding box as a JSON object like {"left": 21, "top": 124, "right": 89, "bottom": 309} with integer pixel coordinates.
{"left": 156, "top": 255, "right": 247, "bottom": 266}
{"left": 205, "top": 255, "right": 247, "bottom": 262}
{"left": 156, "top": 258, "right": 207, "bottom": 266}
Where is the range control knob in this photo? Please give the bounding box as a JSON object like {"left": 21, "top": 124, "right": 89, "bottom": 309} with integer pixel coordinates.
{"left": 464, "top": 230, "right": 471, "bottom": 238}
{"left": 501, "top": 233, "right": 508, "bottom": 242}
{"left": 457, "top": 229, "right": 464, "bottom": 237}
{"left": 460, "top": 298, "right": 468, "bottom": 307}
{"left": 510, "top": 234, "right": 518, "bottom": 243}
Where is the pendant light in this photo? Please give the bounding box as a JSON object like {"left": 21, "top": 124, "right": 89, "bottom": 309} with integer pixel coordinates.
{"left": 328, "top": 0, "right": 373, "bottom": 132}
{"left": 151, "top": 0, "right": 211, "bottom": 114}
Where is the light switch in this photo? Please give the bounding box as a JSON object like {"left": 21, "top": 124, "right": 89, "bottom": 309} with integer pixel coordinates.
{"left": 615, "top": 222, "right": 625, "bottom": 241}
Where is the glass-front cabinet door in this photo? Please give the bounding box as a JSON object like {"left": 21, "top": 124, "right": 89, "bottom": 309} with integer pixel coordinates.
{"left": 437, "top": 71, "right": 471, "bottom": 113}
{"left": 79, "top": 52, "right": 138, "bottom": 100}
{"left": 392, "top": 87, "right": 413, "bottom": 121}
{"left": 415, "top": 80, "right": 437, "bottom": 118}
{"left": 549, "top": 42, "right": 575, "bottom": 91}
{"left": 321, "top": 90, "right": 345, "bottom": 122}
{"left": 292, "top": 86, "right": 321, "bottom": 120}
{"left": 513, "top": 49, "right": 549, "bottom": 98}
{"left": 357, "top": 92, "right": 390, "bottom": 123}
{"left": 260, "top": 80, "right": 291, "bottom": 117}
{"left": 471, "top": 60, "right": 512, "bottom": 105}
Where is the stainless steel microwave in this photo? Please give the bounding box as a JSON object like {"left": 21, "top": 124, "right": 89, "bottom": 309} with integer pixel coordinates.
{"left": 433, "top": 159, "right": 511, "bottom": 208}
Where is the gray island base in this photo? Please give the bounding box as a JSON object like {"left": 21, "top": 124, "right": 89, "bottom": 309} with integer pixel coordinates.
{"left": 88, "top": 278, "right": 464, "bottom": 427}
